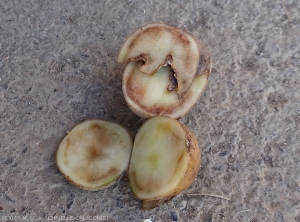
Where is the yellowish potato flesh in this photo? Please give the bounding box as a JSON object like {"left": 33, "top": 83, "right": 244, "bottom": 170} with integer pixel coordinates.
{"left": 129, "top": 116, "right": 199, "bottom": 202}
{"left": 56, "top": 119, "right": 132, "bottom": 191}
{"left": 123, "top": 61, "right": 209, "bottom": 119}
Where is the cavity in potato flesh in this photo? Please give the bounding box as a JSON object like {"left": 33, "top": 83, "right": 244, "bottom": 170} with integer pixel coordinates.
{"left": 129, "top": 116, "right": 198, "bottom": 201}
{"left": 56, "top": 119, "right": 132, "bottom": 191}
{"left": 117, "top": 23, "right": 202, "bottom": 98}
{"left": 123, "top": 61, "right": 209, "bottom": 119}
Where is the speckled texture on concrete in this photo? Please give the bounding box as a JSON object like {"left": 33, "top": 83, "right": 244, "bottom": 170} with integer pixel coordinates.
{"left": 0, "top": 0, "right": 300, "bottom": 221}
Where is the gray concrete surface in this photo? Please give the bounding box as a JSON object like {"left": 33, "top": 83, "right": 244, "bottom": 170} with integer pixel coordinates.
{"left": 0, "top": 0, "right": 300, "bottom": 221}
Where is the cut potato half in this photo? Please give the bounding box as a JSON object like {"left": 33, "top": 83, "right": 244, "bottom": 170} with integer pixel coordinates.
{"left": 56, "top": 119, "right": 132, "bottom": 191}
{"left": 128, "top": 116, "right": 200, "bottom": 209}
{"left": 117, "top": 23, "right": 210, "bottom": 98}
{"left": 117, "top": 23, "right": 212, "bottom": 119}
{"left": 123, "top": 60, "right": 210, "bottom": 119}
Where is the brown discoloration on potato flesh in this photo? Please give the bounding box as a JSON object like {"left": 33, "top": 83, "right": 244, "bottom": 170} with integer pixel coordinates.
{"left": 125, "top": 36, "right": 210, "bottom": 114}
{"left": 126, "top": 69, "right": 193, "bottom": 115}
{"left": 150, "top": 90, "right": 192, "bottom": 114}
{"left": 147, "top": 181, "right": 160, "bottom": 193}
{"left": 88, "top": 123, "right": 112, "bottom": 150}
{"left": 129, "top": 25, "right": 191, "bottom": 49}
{"left": 126, "top": 71, "right": 146, "bottom": 102}
{"left": 169, "top": 27, "right": 191, "bottom": 46}
{"left": 129, "top": 27, "right": 164, "bottom": 48}
{"left": 132, "top": 170, "right": 160, "bottom": 194}
{"left": 126, "top": 25, "right": 192, "bottom": 75}
{"left": 131, "top": 54, "right": 152, "bottom": 65}
{"left": 131, "top": 170, "right": 143, "bottom": 192}
{"left": 86, "top": 167, "right": 117, "bottom": 183}
{"left": 63, "top": 138, "right": 71, "bottom": 165}
{"left": 87, "top": 145, "right": 106, "bottom": 160}
{"left": 122, "top": 23, "right": 211, "bottom": 101}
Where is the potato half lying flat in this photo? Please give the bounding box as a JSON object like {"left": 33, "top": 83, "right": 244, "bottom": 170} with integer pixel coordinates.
{"left": 128, "top": 116, "right": 200, "bottom": 209}
{"left": 56, "top": 119, "right": 132, "bottom": 191}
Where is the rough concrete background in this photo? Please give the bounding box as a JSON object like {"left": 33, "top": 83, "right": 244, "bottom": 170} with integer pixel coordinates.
{"left": 0, "top": 0, "right": 299, "bottom": 221}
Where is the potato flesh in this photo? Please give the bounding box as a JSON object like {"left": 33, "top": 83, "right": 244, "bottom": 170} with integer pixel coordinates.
{"left": 56, "top": 120, "right": 132, "bottom": 190}
{"left": 123, "top": 61, "right": 209, "bottom": 119}
{"left": 129, "top": 117, "right": 189, "bottom": 200}
{"left": 117, "top": 23, "right": 200, "bottom": 98}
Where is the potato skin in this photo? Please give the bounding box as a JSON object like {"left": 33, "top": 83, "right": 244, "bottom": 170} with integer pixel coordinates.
{"left": 172, "top": 125, "right": 201, "bottom": 194}
{"left": 137, "top": 121, "right": 201, "bottom": 210}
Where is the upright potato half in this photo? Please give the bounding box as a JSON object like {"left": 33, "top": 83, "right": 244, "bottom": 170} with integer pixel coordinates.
{"left": 56, "top": 119, "right": 132, "bottom": 191}
{"left": 117, "top": 23, "right": 212, "bottom": 119}
{"left": 129, "top": 116, "right": 200, "bottom": 209}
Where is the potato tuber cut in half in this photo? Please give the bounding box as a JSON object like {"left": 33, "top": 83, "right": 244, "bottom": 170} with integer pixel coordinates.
{"left": 56, "top": 119, "right": 132, "bottom": 191}
{"left": 123, "top": 60, "right": 210, "bottom": 119}
{"left": 128, "top": 116, "right": 200, "bottom": 209}
{"left": 117, "top": 23, "right": 205, "bottom": 98}
{"left": 117, "top": 23, "right": 212, "bottom": 119}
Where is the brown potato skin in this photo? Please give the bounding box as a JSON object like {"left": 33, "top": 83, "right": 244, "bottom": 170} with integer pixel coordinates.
{"left": 173, "top": 125, "right": 201, "bottom": 193}
{"left": 138, "top": 122, "right": 201, "bottom": 210}
{"left": 142, "top": 196, "right": 174, "bottom": 210}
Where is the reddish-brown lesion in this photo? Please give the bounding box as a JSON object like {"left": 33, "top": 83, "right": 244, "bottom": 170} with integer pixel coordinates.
{"left": 126, "top": 25, "right": 192, "bottom": 75}
{"left": 87, "top": 145, "right": 105, "bottom": 160}
{"left": 130, "top": 25, "right": 191, "bottom": 47}
{"left": 129, "top": 26, "right": 165, "bottom": 48}
{"left": 170, "top": 27, "right": 190, "bottom": 46}
{"left": 124, "top": 24, "right": 211, "bottom": 114}
{"left": 127, "top": 84, "right": 193, "bottom": 116}
{"left": 88, "top": 123, "right": 112, "bottom": 150}
{"left": 126, "top": 71, "right": 146, "bottom": 102}
{"left": 131, "top": 54, "right": 152, "bottom": 65}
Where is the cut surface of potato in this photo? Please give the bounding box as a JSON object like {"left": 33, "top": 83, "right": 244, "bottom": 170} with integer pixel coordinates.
{"left": 117, "top": 23, "right": 201, "bottom": 98}
{"left": 117, "top": 23, "right": 212, "bottom": 119}
{"left": 129, "top": 116, "right": 200, "bottom": 207}
{"left": 56, "top": 119, "right": 132, "bottom": 191}
{"left": 123, "top": 60, "right": 209, "bottom": 119}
